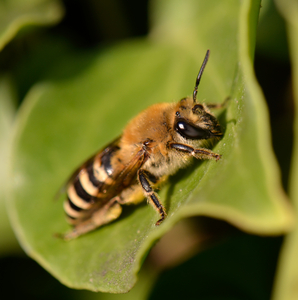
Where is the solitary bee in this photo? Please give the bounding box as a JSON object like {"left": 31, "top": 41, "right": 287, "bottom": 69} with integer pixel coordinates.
{"left": 62, "top": 50, "right": 227, "bottom": 240}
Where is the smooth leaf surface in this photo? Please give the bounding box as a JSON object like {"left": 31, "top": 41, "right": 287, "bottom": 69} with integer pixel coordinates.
{"left": 272, "top": 0, "right": 298, "bottom": 299}
{"left": 7, "top": 0, "right": 293, "bottom": 293}
{"left": 0, "top": 0, "right": 64, "bottom": 51}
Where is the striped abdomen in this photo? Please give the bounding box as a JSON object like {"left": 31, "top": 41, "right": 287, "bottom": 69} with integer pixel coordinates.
{"left": 64, "top": 144, "right": 119, "bottom": 225}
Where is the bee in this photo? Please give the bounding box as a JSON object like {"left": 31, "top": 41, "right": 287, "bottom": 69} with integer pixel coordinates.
{"left": 61, "top": 50, "right": 227, "bottom": 240}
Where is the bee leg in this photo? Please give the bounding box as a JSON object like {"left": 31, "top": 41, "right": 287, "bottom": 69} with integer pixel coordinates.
{"left": 206, "top": 96, "right": 230, "bottom": 109}
{"left": 117, "top": 184, "right": 145, "bottom": 205}
{"left": 138, "top": 169, "right": 167, "bottom": 226}
{"left": 61, "top": 199, "right": 122, "bottom": 240}
{"left": 169, "top": 143, "right": 221, "bottom": 161}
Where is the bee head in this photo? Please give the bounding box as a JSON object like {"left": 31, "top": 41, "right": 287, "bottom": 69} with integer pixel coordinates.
{"left": 173, "top": 50, "right": 223, "bottom": 141}
{"left": 174, "top": 98, "right": 222, "bottom": 141}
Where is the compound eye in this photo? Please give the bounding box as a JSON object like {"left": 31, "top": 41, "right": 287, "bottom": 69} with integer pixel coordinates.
{"left": 176, "top": 121, "right": 210, "bottom": 140}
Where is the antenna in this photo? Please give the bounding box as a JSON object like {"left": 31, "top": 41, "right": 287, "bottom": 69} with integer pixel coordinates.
{"left": 193, "top": 49, "right": 210, "bottom": 103}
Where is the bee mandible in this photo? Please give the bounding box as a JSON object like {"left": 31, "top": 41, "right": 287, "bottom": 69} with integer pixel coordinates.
{"left": 62, "top": 49, "right": 227, "bottom": 240}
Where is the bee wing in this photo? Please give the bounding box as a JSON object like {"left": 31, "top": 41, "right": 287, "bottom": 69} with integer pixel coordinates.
{"left": 101, "top": 145, "right": 149, "bottom": 198}
{"left": 63, "top": 138, "right": 149, "bottom": 224}
{"left": 56, "top": 137, "right": 121, "bottom": 200}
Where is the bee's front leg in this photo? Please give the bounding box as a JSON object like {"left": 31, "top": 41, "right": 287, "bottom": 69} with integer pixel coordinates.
{"left": 169, "top": 143, "right": 221, "bottom": 161}
{"left": 138, "top": 169, "right": 167, "bottom": 226}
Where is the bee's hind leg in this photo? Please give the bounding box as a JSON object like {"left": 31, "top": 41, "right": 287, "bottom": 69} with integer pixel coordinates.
{"left": 60, "top": 199, "right": 122, "bottom": 240}
{"left": 138, "top": 169, "right": 167, "bottom": 226}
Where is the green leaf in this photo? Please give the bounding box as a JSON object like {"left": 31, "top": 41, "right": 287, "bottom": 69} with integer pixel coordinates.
{"left": 0, "top": 0, "right": 64, "bottom": 51}
{"left": 7, "top": 0, "right": 293, "bottom": 293}
{"left": 256, "top": 0, "right": 289, "bottom": 60}
{"left": 271, "top": 0, "right": 298, "bottom": 299}
{"left": 0, "top": 75, "right": 21, "bottom": 254}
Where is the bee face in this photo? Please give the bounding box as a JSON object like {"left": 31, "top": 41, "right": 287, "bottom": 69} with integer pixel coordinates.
{"left": 174, "top": 97, "right": 222, "bottom": 141}
{"left": 60, "top": 49, "right": 227, "bottom": 240}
